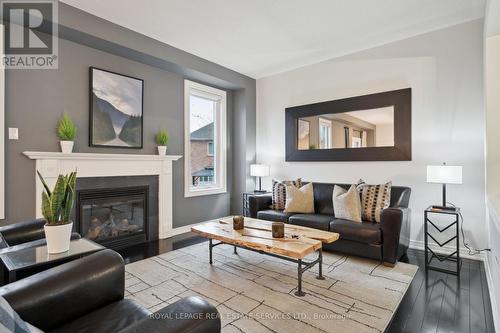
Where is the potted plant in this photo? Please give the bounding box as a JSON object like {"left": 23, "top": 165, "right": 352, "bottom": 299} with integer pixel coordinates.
{"left": 57, "top": 112, "right": 77, "bottom": 153}
{"left": 38, "top": 170, "right": 77, "bottom": 254}
{"left": 155, "top": 129, "right": 169, "bottom": 155}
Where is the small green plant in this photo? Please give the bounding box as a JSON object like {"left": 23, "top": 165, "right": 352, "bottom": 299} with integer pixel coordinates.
{"left": 37, "top": 171, "right": 77, "bottom": 225}
{"left": 309, "top": 144, "right": 317, "bottom": 150}
{"left": 57, "top": 112, "right": 77, "bottom": 141}
{"left": 156, "top": 129, "right": 169, "bottom": 146}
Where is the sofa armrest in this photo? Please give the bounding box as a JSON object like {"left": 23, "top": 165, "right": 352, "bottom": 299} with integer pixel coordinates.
{"left": 0, "top": 249, "right": 124, "bottom": 331}
{"left": 248, "top": 194, "right": 273, "bottom": 218}
{"left": 0, "top": 219, "right": 46, "bottom": 246}
{"left": 122, "top": 296, "right": 221, "bottom": 333}
{"left": 380, "top": 207, "right": 411, "bottom": 265}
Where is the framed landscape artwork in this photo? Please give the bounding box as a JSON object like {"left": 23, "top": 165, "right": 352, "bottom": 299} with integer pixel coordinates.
{"left": 90, "top": 67, "right": 144, "bottom": 148}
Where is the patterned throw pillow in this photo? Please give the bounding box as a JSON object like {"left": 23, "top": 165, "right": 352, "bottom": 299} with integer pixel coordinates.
{"left": 357, "top": 180, "right": 392, "bottom": 223}
{"left": 271, "top": 178, "right": 302, "bottom": 210}
{"left": 284, "top": 183, "right": 315, "bottom": 214}
{"left": 0, "top": 296, "right": 43, "bottom": 333}
{"left": 332, "top": 185, "right": 362, "bottom": 222}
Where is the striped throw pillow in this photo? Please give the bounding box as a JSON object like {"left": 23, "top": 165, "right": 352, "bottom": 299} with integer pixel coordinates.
{"left": 271, "top": 178, "right": 302, "bottom": 210}
{"left": 357, "top": 180, "right": 392, "bottom": 222}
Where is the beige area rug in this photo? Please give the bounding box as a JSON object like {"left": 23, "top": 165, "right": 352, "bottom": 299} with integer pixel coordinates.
{"left": 125, "top": 242, "right": 418, "bottom": 333}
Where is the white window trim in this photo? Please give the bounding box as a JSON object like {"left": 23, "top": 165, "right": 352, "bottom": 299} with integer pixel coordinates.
{"left": 318, "top": 117, "right": 332, "bottom": 149}
{"left": 0, "top": 25, "right": 5, "bottom": 219}
{"left": 184, "top": 80, "right": 227, "bottom": 197}
{"left": 207, "top": 141, "right": 214, "bottom": 156}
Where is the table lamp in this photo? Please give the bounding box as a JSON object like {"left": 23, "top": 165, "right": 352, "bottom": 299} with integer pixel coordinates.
{"left": 426, "top": 163, "right": 462, "bottom": 210}
{"left": 250, "top": 164, "right": 270, "bottom": 193}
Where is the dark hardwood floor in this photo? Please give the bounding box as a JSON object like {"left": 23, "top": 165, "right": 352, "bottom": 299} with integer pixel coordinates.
{"left": 117, "top": 235, "right": 495, "bottom": 333}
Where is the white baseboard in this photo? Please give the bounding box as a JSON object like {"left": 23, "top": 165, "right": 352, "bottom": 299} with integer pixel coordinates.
{"left": 169, "top": 222, "right": 203, "bottom": 237}
{"left": 409, "top": 239, "right": 485, "bottom": 261}
{"left": 484, "top": 254, "right": 500, "bottom": 333}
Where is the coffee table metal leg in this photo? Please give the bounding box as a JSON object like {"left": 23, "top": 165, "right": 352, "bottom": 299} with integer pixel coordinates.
{"left": 233, "top": 245, "right": 237, "bottom": 255}
{"left": 294, "top": 259, "right": 306, "bottom": 297}
{"left": 317, "top": 248, "right": 325, "bottom": 280}
{"left": 209, "top": 239, "right": 213, "bottom": 265}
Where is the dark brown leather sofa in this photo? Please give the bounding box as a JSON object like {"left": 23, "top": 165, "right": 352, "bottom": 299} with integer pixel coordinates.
{"left": 0, "top": 249, "right": 221, "bottom": 332}
{"left": 249, "top": 182, "right": 411, "bottom": 265}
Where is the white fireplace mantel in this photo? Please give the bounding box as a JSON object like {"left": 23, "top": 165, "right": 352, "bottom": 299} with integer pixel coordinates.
{"left": 23, "top": 151, "right": 182, "bottom": 239}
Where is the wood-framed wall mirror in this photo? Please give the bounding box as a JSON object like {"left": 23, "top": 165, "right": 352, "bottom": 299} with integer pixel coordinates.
{"left": 286, "top": 88, "right": 412, "bottom": 161}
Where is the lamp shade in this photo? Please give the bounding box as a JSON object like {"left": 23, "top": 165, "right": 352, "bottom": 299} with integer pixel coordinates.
{"left": 250, "top": 164, "right": 270, "bottom": 177}
{"left": 426, "top": 165, "right": 462, "bottom": 184}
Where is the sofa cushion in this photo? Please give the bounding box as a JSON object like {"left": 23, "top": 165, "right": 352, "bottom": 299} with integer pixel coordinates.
{"left": 330, "top": 218, "right": 381, "bottom": 244}
{"left": 50, "top": 299, "right": 150, "bottom": 333}
{"left": 288, "top": 214, "right": 333, "bottom": 231}
{"left": 257, "top": 210, "right": 294, "bottom": 223}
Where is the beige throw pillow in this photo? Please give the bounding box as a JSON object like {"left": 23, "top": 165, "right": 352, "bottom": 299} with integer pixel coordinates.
{"left": 271, "top": 178, "right": 302, "bottom": 210}
{"left": 284, "top": 183, "right": 314, "bottom": 213}
{"left": 332, "top": 185, "right": 362, "bottom": 222}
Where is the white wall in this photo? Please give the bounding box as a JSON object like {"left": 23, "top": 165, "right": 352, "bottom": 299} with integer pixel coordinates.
{"left": 375, "top": 123, "right": 394, "bottom": 147}
{"left": 256, "top": 20, "right": 486, "bottom": 250}
{"left": 485, "top": 33, "right": 500, "bottom": 332}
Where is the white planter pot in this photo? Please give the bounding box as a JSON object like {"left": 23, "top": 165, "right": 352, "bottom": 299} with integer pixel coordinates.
{"left": 157, "top": 146, "right": 167, "bottom": 155}
{"left": 60, "top": 141, "right": 74, "bottom": 153}
{"left": 44, "top": 222, "right": 73, "bottom": 254}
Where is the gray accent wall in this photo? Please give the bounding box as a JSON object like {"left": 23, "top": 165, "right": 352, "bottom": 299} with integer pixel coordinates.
{"left": 2, "top": 3, "right": 256, "bottom": 226}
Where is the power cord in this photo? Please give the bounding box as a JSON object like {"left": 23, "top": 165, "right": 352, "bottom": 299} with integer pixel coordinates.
{"left": 446, "top": 201, "right": 491, "bottom": 255}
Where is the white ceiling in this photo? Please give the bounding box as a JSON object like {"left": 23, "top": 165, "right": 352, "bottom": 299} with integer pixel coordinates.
{"left": 61, "top": 0, "right": 485, "bottom": 79}
{"left": 346, "top": 107, "right": 394, "bottom": 126}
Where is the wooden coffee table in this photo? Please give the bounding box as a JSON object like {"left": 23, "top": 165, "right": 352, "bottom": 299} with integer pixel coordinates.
{"left": 191, "top": 217, "right": 339, "bottom": 296}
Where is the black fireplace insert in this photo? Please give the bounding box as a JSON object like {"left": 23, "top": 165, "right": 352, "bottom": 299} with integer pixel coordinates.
{"left": 75, "top": 186, "right": 149, "bottom": 249}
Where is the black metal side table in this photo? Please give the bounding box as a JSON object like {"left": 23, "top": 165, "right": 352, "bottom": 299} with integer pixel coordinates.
{"left": 424, "top": 206, "right": 461, "bottom": 276}
{"left": 242, "top": 192, "right": 271, "bottom": 217}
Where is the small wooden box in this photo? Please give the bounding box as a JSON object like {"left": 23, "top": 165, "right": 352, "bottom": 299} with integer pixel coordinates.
{"left": 272, "top": 222, "right": 285, "bottom": 238}
{"left": 233, "top": 216, "right": 245, "bottom": 230}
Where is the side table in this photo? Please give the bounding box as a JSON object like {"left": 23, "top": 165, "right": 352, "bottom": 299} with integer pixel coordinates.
{"left": 424, "top": 206, "right": 461, "bottom": 276}
{"left": 0, "top": 238, "right": 105, "bottom": 284}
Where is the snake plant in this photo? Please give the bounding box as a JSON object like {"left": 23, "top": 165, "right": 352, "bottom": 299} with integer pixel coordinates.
{"left": 37, "top": 171, "right": 77, "bottom": 225}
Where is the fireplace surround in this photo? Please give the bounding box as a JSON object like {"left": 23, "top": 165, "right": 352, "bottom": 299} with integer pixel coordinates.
{"left": 23, "top": 152, "right": 182, "bottom": 239}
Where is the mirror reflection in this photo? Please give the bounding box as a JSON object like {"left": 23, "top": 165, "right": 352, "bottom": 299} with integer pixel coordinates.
{"left": 298, "top": 106, "right": 394, "bottom": 150}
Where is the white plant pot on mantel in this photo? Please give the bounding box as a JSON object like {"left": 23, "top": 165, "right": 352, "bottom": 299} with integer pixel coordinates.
{"left": 60, "top": 141, "right": 74, "bottom": 153}
{"left": 157, "top": 146, "right": 167, "bottom": 155}
{"left": 44, "top": 221, "right": 73, "bottom": 254}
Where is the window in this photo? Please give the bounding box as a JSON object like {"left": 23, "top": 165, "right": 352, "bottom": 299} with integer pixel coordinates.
{"left": 319, "top": 118, "right": 332, "bottom": 149}
{"left": 207, "top": 141, "right": 214, "bottom": 156}
{"left": 184, "top": 80, "right": 227, "bottom": 197}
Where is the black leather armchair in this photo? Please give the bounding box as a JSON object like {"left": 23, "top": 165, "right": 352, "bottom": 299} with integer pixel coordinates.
{"left": 250, "top": 182, "right": 411, "bottom": 265}
{"left": 0, "top": 218, "right": 81, "bottom": 255}
{"left": 0, "top": 249, "right": 221, "bottom": 333}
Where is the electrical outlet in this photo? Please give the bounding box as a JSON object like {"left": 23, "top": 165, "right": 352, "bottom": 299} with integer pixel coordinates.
{"left": 8, "top": 128, "right": 19, "bottom": 140}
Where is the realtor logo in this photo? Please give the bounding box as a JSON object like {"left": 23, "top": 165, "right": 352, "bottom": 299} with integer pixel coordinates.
{"left": 1, "top": 0, "right": 58, "bottom": 69}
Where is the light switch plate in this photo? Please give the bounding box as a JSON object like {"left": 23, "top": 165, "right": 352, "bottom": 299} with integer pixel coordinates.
{"left": 8, "top": 127, "right": 19, "bottom": 140}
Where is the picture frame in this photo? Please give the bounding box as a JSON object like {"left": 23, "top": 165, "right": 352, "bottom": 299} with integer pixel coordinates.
{"left": 89, "top": 67, "right": 144, "bottom": 148}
